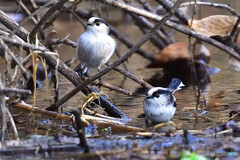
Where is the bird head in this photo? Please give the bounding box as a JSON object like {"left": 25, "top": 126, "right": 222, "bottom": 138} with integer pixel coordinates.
{"left": 86, "top": 17, "right": 110, "bottom": 35}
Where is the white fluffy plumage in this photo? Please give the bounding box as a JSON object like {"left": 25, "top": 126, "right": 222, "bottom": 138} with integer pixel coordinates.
{"left": 143, "top": 78, "right": 184, "bottom": 123}
{"left": 76, "top": 17, "right": 116, "bottom": 74}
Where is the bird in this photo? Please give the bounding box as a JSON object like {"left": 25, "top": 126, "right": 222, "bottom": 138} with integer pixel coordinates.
{"left": 143, "top": 78, "right": 184, "bottom": 123}
{"left": 76, "top": 17, "right": 116, "bottom": 82}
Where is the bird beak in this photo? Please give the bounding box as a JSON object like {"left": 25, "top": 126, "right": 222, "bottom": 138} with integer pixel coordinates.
{"left": 146, "top": 95, "right": 151, "bottom": 99}
{"left": 87, "top": 22, "right": 92, "bottom": 26}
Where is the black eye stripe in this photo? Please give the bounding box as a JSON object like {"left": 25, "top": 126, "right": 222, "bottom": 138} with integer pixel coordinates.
{"left": 150, "top": 89, "right": 170, "bottom": 98}
{"left": 93, "top": 18, "right": 109, "bottom": 27}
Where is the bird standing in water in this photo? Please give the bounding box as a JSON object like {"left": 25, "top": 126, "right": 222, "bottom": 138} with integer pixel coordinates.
{"left": 76, "top": 17, "right": 116, "bottom": 83}
{"left": 143, "top": 78, "right": 184, "bottom": 123}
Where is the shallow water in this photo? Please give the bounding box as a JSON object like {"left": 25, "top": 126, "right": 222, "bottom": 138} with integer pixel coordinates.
{"left": 1, "top": 1, "right": 240, "bottom": 159}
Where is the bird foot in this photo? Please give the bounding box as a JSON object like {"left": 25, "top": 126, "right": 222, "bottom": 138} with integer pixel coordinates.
{"left": 153, "top": 121, "right": 178, "bottom": 131}
{"left": 97, "top": 77, "right": 103, "bottom": 88}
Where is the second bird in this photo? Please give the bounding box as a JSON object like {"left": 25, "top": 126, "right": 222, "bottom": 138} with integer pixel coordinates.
{"left": 76, "top": 17, "right": 116, "bottom": 77}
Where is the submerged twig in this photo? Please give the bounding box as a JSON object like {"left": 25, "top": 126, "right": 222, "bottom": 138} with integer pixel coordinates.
{"left": 70, "top": 110, "right": 89, "bottom": 153}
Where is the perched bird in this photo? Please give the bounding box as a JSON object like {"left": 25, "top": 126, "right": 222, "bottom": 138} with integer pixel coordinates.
{"left": 143, "top": 78, "right": 184, "bottom": 123}
{"left": 76, "top": 17, "right": 116, "bottom": 80}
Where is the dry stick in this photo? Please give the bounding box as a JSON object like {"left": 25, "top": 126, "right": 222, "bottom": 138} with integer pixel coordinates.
{"left": 101, "top": 82, "right": 132, "bottom": 96}
{"left": 138, "top": 0, "right": 174, "bottom": 45}
{"left": 0, "top": 82, "right": 6, "bottom": 141}
{"left": 30, "top": 0, "right": 69, "bottom": 40}
{"left": 16, "top": 0, "right": 38, "bottom": 24}
{"left": 49, "top": 38, "right": 76, "bottom": 48}
{"left": 188, "top": 0, "right": 203, "bottom": 110}
{"left": 156, "top": 0, "right": 190, "bottom": 25}
{"left": 0, "top": 10, "right": 126, "bottom": 118}
{"left": 0, "top": 39, "right": 30, "bottom": 79}
{"left": 0, "top": 35, "right": 48, "bottom": 53}
{"left": 6, "top": 108, "right": 19, "bottom": 140}
{"left": 180, "top": 1, "right": 240, "bottom": 17}
{"left": 0, "top": 88, "right": 31, "bottom": 95}
{"left": 43, "top": 0, "right": 83, "bottom": 30}
{"left": 131, "top": 14, "right": 166, "bottom": 50}
{"left": 95, "top": 0, "right": 240, "bottom": 60}
{"left": 51, "top": 0, "right": 184, "bottom": 110}
{"left": 229, "top": 17, "right": 240, "bottom": 39}
{"left": 12, "top": 0, "right": 54, "bottom": 36}
{"left": 111, "top": 65, "right": 153, "bottom": 89}
{"left": 109, "top": 25, "right": 156, "bottom": 61}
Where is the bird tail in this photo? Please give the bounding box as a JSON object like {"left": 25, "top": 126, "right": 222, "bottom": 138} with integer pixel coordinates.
{"left": 168, "top": 78, "right": 184, "bottom": 93}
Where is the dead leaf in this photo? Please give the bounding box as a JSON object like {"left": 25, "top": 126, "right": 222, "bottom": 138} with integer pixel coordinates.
{"left": 149, "top": 42, "right": 190, "bottom": 66}
{"left": 189, "top": 15, "right": 239, "bottom": 37}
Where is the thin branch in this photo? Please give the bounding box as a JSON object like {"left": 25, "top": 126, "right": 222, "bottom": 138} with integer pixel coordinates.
{"left": 6, "top": 108, "right": 19, "bottom": 140}
{"left": 101, "top": 82, "right": 132, "bottom": 96}
{"left": 0, "top": 88, "right": 31, "bottom": 95}
{"left": 0, "top": 35, "right": 48, "bottom": 52}
{"left": 156, "top": 0, "right": 190, "bottom": 24}
{"left": 0, "top": 39, "right": 30, "bottom": 79}
{"left": 229, "top": 17, "right": 240, "bottom": 39}
{"left": 30, "top": 0, "right": 69, "bottom": 40}
{"left": 48, "top": 38, "right": 76, "bottom": 48}
{"left": 51, "top": 0, "right": 184, "bottom": 109}
{"left": 12, "top": 0, "right": 54, "bottom": 36}
{"left": 180, "top": 1, "right": 240, "bottom": 17}
{"left": 16, "top": 0, "right": 38, "bottom": 24}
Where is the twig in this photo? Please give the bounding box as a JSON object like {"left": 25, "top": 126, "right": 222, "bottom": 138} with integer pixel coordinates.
{"left": 48, "top": 38, "right": 76, "bottom": 48}
{"left": 109, "top": 64, "right": 153, "bottom": 88}
{"left": 30, "top": 0, "right": 69, "bottom": 40}
{"left": 0, "top": 35, "right": 49, "bottom": 53}
{"left": 70, "top": 110, "right": 89, "bottom": 152}
{"left": 0, "top": 80, "right": 6, "bottom": 141}
{"left": 95, "top": 0, "right": 240, "bottom": 60}
{"left": 115, "top": 49, "right": 128, "bottom": 71}
{"left": 16, "top": 0, "right": 38, "bottom": 24}
{"left": 180, "top": 1, "right": 240, "bottom": 17}
{"left": 12, "top": 0, "right": 54, "bottom": 36}
{"left": 229, "top": 17, "right": 240, "bottom": 39}
{"left": 101, "top": 82, "right": 132, "bottom": 96}
{"left": 6, "top": 108, "right": 19, "bottom": 140}
{"left": 156, "top": 0, "right": 190, "bottom": 24}
{"left": 42, "top": 0, "right": 83, "bottom": 30}
{"left": 51, "top": 0, "right": 184, "bottom": 110}
{"left": 0, "top": 39, "right": 30, "bottom": 79}
{"left": 131, "top": 14, "right": 167, "bottom": 49}
{"left": 0, "top": 88, "right": 31, "bottom": 95}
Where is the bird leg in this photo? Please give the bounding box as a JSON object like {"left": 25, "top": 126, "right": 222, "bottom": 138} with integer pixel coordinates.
{"left": 97, "top": 68, "right": 103, "bottom": 88}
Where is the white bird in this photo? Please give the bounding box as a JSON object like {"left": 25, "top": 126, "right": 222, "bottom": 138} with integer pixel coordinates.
{"left": 143, "top": 78, "right": 184, "bottom": 123}
{"left": 76, "top": 17, "right": 116, "bottom": 80}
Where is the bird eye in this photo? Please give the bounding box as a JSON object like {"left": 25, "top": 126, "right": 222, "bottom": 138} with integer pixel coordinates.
{"left": 153, "top": 93, "right": 159, "bottom": 98}
{"left": 96, "top": 22, "right": 100, "bottom": 26}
